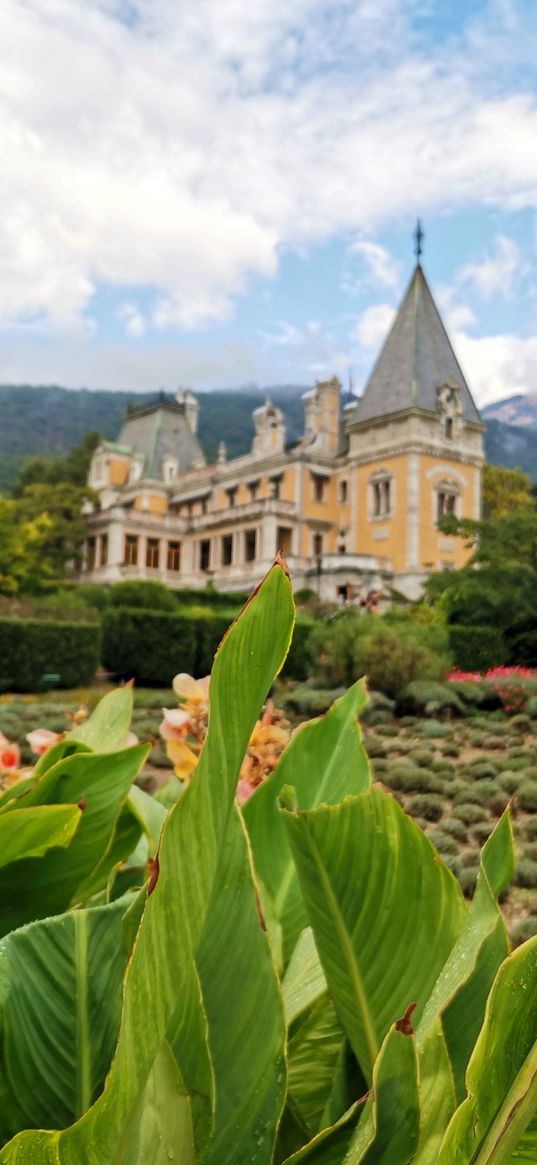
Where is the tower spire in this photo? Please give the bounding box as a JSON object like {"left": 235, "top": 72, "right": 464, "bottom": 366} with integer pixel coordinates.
{"left": 414, "top": 219, "right": 424, "bottom": 262}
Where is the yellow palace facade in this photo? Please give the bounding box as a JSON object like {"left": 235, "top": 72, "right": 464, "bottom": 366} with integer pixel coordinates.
{"left": 83, "top": 258, "right": 485, "bottom": 601}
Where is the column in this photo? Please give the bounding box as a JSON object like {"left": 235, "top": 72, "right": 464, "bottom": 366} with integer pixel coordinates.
{"left": 406, "top": 454, "right": 420, "bottom": 571}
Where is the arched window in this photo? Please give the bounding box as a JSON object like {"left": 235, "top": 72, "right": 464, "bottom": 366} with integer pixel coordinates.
{"left": 436, "top": 480, "right": 460, "bottom": 523}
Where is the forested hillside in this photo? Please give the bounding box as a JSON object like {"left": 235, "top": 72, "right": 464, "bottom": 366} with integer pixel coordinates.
{"left": 0, "top": 382, "right": 535, "bottom": 493}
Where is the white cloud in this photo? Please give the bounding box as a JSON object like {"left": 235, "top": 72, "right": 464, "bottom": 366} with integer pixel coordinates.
{"left": 458, "top": 235, "right": 522, "bottom": 300}
{"left": 117, "top": 302, "right": 146, "bottom": 336}
{"left": 348, "top": 241, "right": 401, "bottom": 290}
{"left": 452, "top": 327, "right": 537, "bottom": 406}
{"left": 354, "top": 303, "right": 396, "bottom": 349}
{"left": 2, "top": 0, "right": 537, "bottom": 356}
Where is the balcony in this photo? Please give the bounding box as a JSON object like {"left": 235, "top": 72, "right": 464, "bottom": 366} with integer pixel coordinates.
{"left": 185, "top": 497, "right": 296, "bottom": 531}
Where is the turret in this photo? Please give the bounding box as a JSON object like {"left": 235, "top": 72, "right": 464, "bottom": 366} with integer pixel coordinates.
{"left": 252, "top": 399, "right": 285, "bottom": 457}
{"left": 301, "top": 377, "right": 341, "bottom": 456}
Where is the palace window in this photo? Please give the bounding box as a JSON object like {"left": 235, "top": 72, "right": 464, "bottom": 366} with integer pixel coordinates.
{"left": 86, "top": 537, "right": 96, "bottom": 571}
{"left": 437, "top": 489, "right": 458, "bottom": 522}
{"left": 444, "top": 417, "right": 453, "bottom": 440}
{"left": 277, "top": 526, "right": 293, "bottom": 557}
{"left": 167, "top": 541, "right": 181, "bottom": 571}
{"left": 248, "top": 480, "right": 260, "bottom": 502}
{"left": 339, "top": 479, "right": 348, "bottom": 504}
{"left": 221, "top": 534, "right": 233, "bottom": 566}
{"left": 199, "top": 540, "right": 211, "bottom": 572}
{"left": 311, "top": 472, "right": 327, "bottom": 503}
{"left": 146, "top": 538, "right": 160, "bottom": 569}
{"left": 244, "top": 529, "right": 257, "bottom": 562}
{"left": 99, "top": 534, "right": 108, "bottom": 567}
{"left": 313, "top": 532, "right": 323, "bottom": 557}
{"left": 124, "top": 535, "right": 138, "bottom": 566}
{"left": 269, "top": 475, "right": 283, "bottom": 499}
{"left": 226, "top": 487, "right": 237, "bottom": 508}
{"left": 370, "top": 473, "right": 392, "bottom": 518}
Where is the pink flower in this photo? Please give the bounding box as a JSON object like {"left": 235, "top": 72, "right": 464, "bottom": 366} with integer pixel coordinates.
{"left": 26, "top": 728, "right": 61, "bottom": 757}
{"left": 236, "top": 779, "right": 255, "bottom": 805}
{"left": 159, "top": 708, "right": 192, "bottom": 743}
{"left": 0, "top": 733, "right": 20, "bottom": 771}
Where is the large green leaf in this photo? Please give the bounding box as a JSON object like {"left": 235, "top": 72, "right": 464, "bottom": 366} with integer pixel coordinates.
{"left": 282, "top": 928, "right": 326, "bottom": 1027}
{"left": 0, "top": 561, "right": 294, "bottom": 1164}
{"left": 0, "top": 804, "right": 81, "bottom": 867}
{"left": 286, "top": 996, "right": 347, "bottom": 1137}
{"left": 439, "top": 935, "right": 537, "bottom": 1164}
{"left": 196, "top": 806, "right": 286, "bottom": 1162}
{"left": 110, "top": 1041, "right": 196, "bottom": 1165}
{"left": 69, "top": 688, "right": 134, "bottom": 753}
{"left": 244, "top": 680, "right": 369, "bottom": 964}
{"left": 0, "top": 744, "right": 149, "bottom": 936}
{"left": 281, "top": 785, "right": 466, "bottom": 1081}
{"left": 344, "top": 1022, "right": 420, "bottom": 1164}
{"left": 0, "top": 893, "right": 140, "bottom": 1142}
{"left": 282, "top": 1104, "right": 361, "bottom": 1164}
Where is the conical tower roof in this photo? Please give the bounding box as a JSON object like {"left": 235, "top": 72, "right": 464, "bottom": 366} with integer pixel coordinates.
{"left": 351, "top": 264, "right": 481, "bottom": 425}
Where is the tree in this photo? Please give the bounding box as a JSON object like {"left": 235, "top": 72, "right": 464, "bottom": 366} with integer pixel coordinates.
{"left": 0, "top": 496, "right": 53, "bottom": 595}
{"left": 14, "top": 431, "right": 101, "bottom": 495}
{"left": 15, "top": 482, "right": 96, "bottom": 578}
{"left": 482, "top": 463, "right": 534, "bottom": 518}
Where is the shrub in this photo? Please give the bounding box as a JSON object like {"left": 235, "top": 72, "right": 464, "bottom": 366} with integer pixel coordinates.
{"left": 409, "top": 747, "right": 435, "bottom": 767}
{"left": 385, "top": 767, "right": 443, "bottom": 795}
{"left": 468, "top": 731, "right": 486, "bottom": 747}
{"left": 447, "top": 778, "right": 474, "bottom": 800}
{"left": 481, "top": 735, "right": 505, "bottom": 751}
{"left": 422, "top": 719, "right": 453, "bottom": 739}
{"left": 471, "top": 821, "right": 495, "bottom": 844}
{"left": 517, "top": 782, "right": 537, "bottom": 812}
{"left": 110, "top": 579, "right": 177, "bottom": 612}
{"left": 460, "top": 847, "right": 480, "bottom": 867}
{"left": 406, "top": 793, "right": 444, "bottom": 821}
{"left": 459, "top": 867, "right": 478, "bottom": 897}
{"left": 525, "top": 818, "right": 537, "bottom": 841}
{"left": 432, "top": 759, "right": 455, "bottom": 776}
{"left": 467, "top": 760, "right": 499, "bottom": 781}
{"left": 399, "top": 680, "right": 464, "bottom": 717}
{"left": 102, "top": 607, "right": 197, "bottom": 685}
{"left": 523, "top": 842, "right": 537, "bottom": 863}
{"left": 453, "top": 783, "right": 497, "bottom": 808}
{"left": 526, "top": 696, "right": 537, "bottom": 719}
{"left": 514, "top": 859, "right": 537, "bottom": 888}
{"left": 282, "top": 685, "right": 346, "bottom": 717}
{"left": 362, "top": 734, "right": 386, "bottom": 758}
{"left": 511, "top": 916, "right": 537, "bottom": 946}
{"left": 309, "top": 610, "right": 450, "bottom": 697}
{"left": 448, "top": 625, "right": 506, "bottom": 672}
{"left": 487, "top": 791, "right": 510, "bottom": 817}
{"left": 188, "top": 608, "right": 236, "bottom": 676}
{"left": 75, "top": 584, "right": 111, "bottom": 612}
{"left": 441, "top": 742, "right": 460, "bottom": 757}
{"left": 360, "top": 691, "right": 396, "bottom": 725}
{"left": 426, "top": 829, "right": 459, "bottom": 856}
{"left": 498, "top": 772, "right": 524, "bottom": 795}
{"left": 376, "top": 724, "right": 399, "bottom": 737}
{"left": 442, "top": 817, "right": 468, "bottom": 842}
{"left": 0, "top": 618, "right": 101, "bottom": 691}
{"left": 280, "top": 618, "right": 315, "bottom": 681}
{"left": 452, "top": 802, "right": 487, "bottom": 826}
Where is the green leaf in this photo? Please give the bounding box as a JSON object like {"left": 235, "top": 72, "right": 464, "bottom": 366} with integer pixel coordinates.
{"left": 0, "top": 894, "right": 138, "bottom": 1142}
{"left": 282, "top": 1104, "right": 361, "bottom": 1164}
{"left": 0, "top": 804, "right": 81, "bottom": 867}
{"left": 126, "top": 785, "right": 166, "bottom": 857}
{"left": 110, "top": 1041, "right": 196, "bottom": 1165}
{"left": 418, "top": 810, "right": 514, "bottom": 1101}
{"left": 439, "top": 935, "right": 537, "bottom": 1164}
{"left": 196, "top": 806, "right": 286, "bottom": 1163}
{"left": 0, "top": 562, "right": 295, "bottom": 1164}
{"left": 281, "top": 786, "right": 466, "bottom": 1081}
{"left": 344, "top": 1022, "right": 420, "bottom": 1164}
{"left": 244, "top": 680, "right": 370, "bottom": 963}
{"left": 69, "top": 688, "right": 134, "bottom": 753}
{"left": 282, "top": 928, "right": 326, "bottom": 1027}
{"left": 0, "top": 744, "right": 149, "bottom": 936}
{"left": 286, "top": 996, "right": 347, "bottom": 1137}
{"left": 412, "top": 1021, "right": 456, "bottom": 1165}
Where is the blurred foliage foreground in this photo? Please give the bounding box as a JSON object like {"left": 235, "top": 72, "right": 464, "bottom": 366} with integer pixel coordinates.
{"left": 0, "top": 565, "right": 536, "bottom": 1162}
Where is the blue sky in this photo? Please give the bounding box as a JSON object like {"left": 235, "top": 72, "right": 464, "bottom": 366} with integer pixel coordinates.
{"left": 2, "top": 0, "right": 537, "bottom": 404}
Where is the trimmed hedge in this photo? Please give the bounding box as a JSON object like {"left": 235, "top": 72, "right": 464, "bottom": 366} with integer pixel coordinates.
{"left": 448, "top": 625, "right": 506, "bottom": 672}
{"left": 0, "top": 618, "right": 101, "bottom": 692}
{"left": 102, "top": 605, "right": 313, "bottom": 685}
{"left": 102, "top": 608, "right": 197, "bottom": 685}
{"left": 110, "top": 580, "right": 177, "bottom": 612}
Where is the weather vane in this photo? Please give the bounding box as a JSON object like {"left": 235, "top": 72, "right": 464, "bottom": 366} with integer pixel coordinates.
{"left": 414, "top": 219, "right": 424, "bottom": 261}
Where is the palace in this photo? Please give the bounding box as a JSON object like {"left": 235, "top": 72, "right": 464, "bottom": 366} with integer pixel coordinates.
{"left": 82, "top": 256, "right": 485, "bottom": 601}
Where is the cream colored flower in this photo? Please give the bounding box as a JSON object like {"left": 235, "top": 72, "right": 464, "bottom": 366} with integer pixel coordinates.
{"left": 159, "top": 708, "right": 192, "bottom": 743}
{"left": 172, "top": 674, "right": 210, "bottom": 708}
{"left": 166, "top": 739, "right": 199, "bottom": 781}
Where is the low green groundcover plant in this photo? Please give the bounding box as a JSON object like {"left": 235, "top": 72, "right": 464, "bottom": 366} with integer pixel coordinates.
{"left": 0, "top": 562, "right": 536, "bottom": 1162}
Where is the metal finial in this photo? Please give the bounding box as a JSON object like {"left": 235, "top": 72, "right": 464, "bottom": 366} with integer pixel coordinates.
{"left": 414, "top": 219, "right": 424, "bottom": 261}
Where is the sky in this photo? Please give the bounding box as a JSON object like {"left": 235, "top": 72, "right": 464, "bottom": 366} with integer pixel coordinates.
{"left": 2, "top": 1, "right": 537, "bottom": 404}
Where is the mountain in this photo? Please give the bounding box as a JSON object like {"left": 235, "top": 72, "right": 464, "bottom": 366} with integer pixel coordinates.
{"left": 2, "top": 383, "right": 537, "bottom": 493}
{"left": 0, "top": 384, "right": 308, "bottom": 493}
{"left": 482, "top": 394, "right": 537, "bottom": 428}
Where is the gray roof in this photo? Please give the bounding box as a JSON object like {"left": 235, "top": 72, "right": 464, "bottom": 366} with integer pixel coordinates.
{"left": 351, "top": 264, "right": 482, "bottom": 425}
{"left": 118, "top": 402, "right": 205, "bottom": 479}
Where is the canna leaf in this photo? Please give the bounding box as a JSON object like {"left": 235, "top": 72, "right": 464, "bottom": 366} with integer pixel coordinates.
{"left": 344, "top": 1021, "right": 420, "bottom": 1164}
{"left": 281, "top": 785, "right": 466, "bottom": 1081}
{"left": 244, "top": 679, "right": 369, "bottom": 964}
{"left": 282, "top": 928, "right": 326, "bottom": 1027}
{"left": 0, "top": 803, "right": 81, "bottom": 867}
{"left": 439, "top": 935, "right": 537, "bottom": 1164}
{"left": 0, "top": 894, "right": 140, "bottom": 1142}
{"left": 69, "top": 687, "right": 134, "bottom": 754}
{"left": 0, "top": 561, "right": 294, "bottom": 1164}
